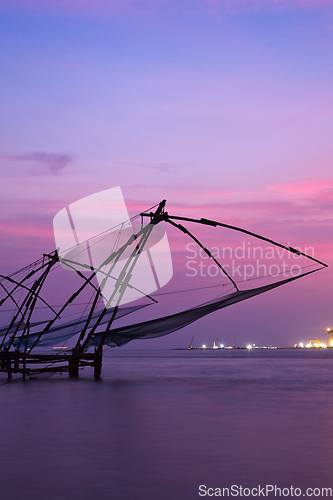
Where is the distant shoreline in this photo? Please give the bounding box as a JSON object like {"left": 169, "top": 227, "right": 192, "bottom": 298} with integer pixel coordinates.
{"left": 172, "top": 346, "right": 333, "bottom": 350}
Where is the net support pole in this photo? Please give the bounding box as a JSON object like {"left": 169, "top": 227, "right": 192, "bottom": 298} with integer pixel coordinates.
{"left": 94, "top": 348, "right": 102, "bottom": 379}
{"left": 68, "top": 351, "right": 79, "bottom": 377}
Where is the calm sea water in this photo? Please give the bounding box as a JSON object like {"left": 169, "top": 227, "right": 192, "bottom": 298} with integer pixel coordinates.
{"left": 1, "top": 348, "right": 333, "bottom": 500}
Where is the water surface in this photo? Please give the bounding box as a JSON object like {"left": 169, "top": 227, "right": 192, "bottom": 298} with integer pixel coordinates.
{"left": 1, "top": 349, "right": 332, "bottom": 499}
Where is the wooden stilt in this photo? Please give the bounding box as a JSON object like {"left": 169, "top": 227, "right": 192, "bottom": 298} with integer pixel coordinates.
{"left": 94, "top": 348, "right": 102, "bottom": 379}
{"left": 7, "top": 356, "right": 12, "bottom": 379}
{"left": 68, "top": 352, "right": 79, "bottom": 377}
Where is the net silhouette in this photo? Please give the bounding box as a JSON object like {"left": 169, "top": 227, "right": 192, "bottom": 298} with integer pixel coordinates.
{"left": 0, "top": 200, "right": 327, "bottom": 379}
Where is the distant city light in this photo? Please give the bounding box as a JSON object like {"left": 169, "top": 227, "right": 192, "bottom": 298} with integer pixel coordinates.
{"left": 246, "top": 344, "right": 252, "bottom": 350}
{"left": 299, "top": 342, "right": 304, "bottom": 348}
{"left": 202, "top": 344, "right": 206, "bottom": 349}
{"left": 304, "top": 341, "right": 327, "bottom": 348}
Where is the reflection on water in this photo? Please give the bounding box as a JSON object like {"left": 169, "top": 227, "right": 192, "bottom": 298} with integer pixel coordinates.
{"left": 0, "top": 349, "right": 333, "bottom": 500}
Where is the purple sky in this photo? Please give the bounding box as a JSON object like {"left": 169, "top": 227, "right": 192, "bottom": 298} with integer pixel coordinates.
{"left": 1, "top": 0, "right": 333, "bottom": 348}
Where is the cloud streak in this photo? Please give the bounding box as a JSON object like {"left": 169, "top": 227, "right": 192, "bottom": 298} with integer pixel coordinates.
{"left": 0, "top": 152, "right": 73, "bottom": 175}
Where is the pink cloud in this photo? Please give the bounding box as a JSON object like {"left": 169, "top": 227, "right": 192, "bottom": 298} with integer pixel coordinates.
{"left": 128, "top": 177, "right": 333, "bottom": 261}
{"left": 125, "top": 177, "right": 333, "bottom": 214}
{"left": 0, "top": 222, "right": 53, "bottom": 239}
{"left": 270, "top": 178, "right": 333, "bottom": 198}
{"left": 0, "top": 176, "right": 331, "bottom": 274}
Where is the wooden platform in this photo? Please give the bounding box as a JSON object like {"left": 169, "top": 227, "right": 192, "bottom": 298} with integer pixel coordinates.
{"left": 0, "top": 350, "right": 103, "bottom": 380}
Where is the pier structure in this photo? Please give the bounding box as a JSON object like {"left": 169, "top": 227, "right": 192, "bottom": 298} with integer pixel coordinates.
{"left": 0, "top": 350, "right": 102, "bottom": 380}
